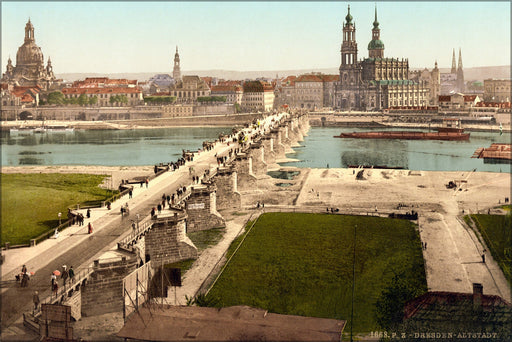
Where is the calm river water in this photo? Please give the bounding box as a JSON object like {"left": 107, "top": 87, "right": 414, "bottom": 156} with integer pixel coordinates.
{"left": 1, "top": 126, "right": 510, "bottom": 173}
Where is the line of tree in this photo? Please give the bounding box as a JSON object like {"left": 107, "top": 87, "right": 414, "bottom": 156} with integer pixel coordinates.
{"left": 143, "top": 96, "right": 177, "bottom": 104}
{"left": 45, "top": 91, "right": 98, "bottom": 106}
{"left": 197, "top": 96, "right": 227, "bottom": 103}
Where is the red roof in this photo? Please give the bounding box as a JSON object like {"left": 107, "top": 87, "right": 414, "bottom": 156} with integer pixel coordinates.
{"left": 404, "top": 291, "right": 511, "bottom": 320}
{"left": 211, "top": 85, "right": 243, "bottom": 93}
{"left": 438, "top": 95, "right": 451, "bottom": 102}
{"left": 62, "top": 87, "right": 142, "bottom": 95}
{"left": 73, "top": 77, "right": 137, "bottom": 88}
{"left": 296, "top": 74, "right": 324, "bottom": 82}
{"left": 320, "top": 75, "right": 339, "bottom": 82}
{"left": 282, "top": 76, "right": 297, "bottom": 86}
{"left": 463, "top": 95, "right": 477, "bottom": 102}
{"left": 217, "top": 80, "right": 243, "bottom": 87}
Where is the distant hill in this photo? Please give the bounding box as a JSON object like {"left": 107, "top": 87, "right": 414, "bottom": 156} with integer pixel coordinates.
{"left": 57, "top": 65, "right": 510, "bottom": 83}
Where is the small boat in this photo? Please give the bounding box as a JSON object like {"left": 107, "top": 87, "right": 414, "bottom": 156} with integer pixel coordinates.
{"left": 34, "top": 127, "right": 47, "bottom": 133}
{"left": 46, "top": 125, "right": 75, "bottom": 133}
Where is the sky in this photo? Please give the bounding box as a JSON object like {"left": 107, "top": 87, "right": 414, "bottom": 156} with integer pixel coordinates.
{"left": 1, "top": 1, "right": 510, "bottom": 74}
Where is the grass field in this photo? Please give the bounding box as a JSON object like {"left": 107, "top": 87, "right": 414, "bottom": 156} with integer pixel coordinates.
{"left": 470, "top": 213, "right": 512, "bottom": 284}
{"left": 1, "top": 173, "right": 113, "bottom": 245}
{"left": 206, "top": 212, "right": 426, "bottom": 333}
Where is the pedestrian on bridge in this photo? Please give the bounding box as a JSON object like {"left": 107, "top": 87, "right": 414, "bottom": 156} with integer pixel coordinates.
{"left": 61, "top": 266, "right": 68, "bottom": 286}
{"left": 68, "top": 266, "right": 75, "bottom": 282}
{"left": 88, "top": 222, "right": 93, "bottom": 234}
{"left": 33, "top": 291, "right": 40, "bottom": 312}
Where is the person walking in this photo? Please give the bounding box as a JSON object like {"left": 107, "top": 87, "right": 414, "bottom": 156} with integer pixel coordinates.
{"left": 68, "top": 266, "right": 75, "bottom": 283}
{"left": 145, "top": 178, "right": 149, "bottom": 188}
{"left": 129, "top": 189, "right": 133, "bottom": 199}
{"left": 33, "top": 291, "right": 40, "bottom": 312}
{"left": 61, "top": 265, "right": 69, "bottom": 286}
{"left": 86, "top": 208, "right": 91, "bottom": 219}
{"left": 88, "top": 222, "right": 93, "bottom": 234}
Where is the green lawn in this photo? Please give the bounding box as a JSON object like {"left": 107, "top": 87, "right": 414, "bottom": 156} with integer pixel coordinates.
{"left": 206, "top": 212, "right": 426, "bottom": 333}
{"left": 470, "top": 213, "right": 512, "bottom": 284}
{"left": 1, "top": 173, "right": 112, "bottom": 245}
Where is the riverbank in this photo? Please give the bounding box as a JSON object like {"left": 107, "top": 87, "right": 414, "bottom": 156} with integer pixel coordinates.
{"left": 1, "top": 113, "right": 263, "bottom": 131}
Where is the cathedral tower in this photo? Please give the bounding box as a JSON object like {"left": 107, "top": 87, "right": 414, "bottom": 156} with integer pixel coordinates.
{"left": 368, "top": 6, "right": 384, "bottom": 58}
{"left": 451, "top": 48, "right": 456, "bottom": 74}
{"left": 457, "top": 48, "right": 465, "bottom": 92}
{"left": 173, "top": 46, "right": 181, "bottom": 82}
{"left": 338, "top": 5, "right": 362, "bottom": 110}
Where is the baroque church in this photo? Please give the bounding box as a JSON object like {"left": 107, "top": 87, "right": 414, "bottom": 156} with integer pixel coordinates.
{"left": 1, "top": 19, "right": 58, "bottom": 90}
{"left": 336, "top": 6, "right": 429, "bottom": 110}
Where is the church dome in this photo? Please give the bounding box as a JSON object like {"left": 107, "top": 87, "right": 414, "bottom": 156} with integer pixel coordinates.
{"left": 368, "top": 39, "right": 384, "bottom": 50}
{"left": 16, "top": 41, "right": 44, "bottom": 66}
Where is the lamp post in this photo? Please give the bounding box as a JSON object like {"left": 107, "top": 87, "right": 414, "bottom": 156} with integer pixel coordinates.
{"left": 350, "top": 224, "right": 357, "bottom": 342}
{"left": 58, "top": 212, "right": 62, "bottom": 226}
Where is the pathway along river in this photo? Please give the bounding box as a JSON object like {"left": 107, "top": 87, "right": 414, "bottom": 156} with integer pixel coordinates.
{"left": 1, "top": 126, "right": 510, "bottom": 173}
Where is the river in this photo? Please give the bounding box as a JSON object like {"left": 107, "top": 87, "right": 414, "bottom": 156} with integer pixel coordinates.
{"left": 1, "top": 126, "right": 509, "bottom": 173}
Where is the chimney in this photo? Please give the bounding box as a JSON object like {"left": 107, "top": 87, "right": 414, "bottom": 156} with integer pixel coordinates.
{"left": 473, "top": 283, "right": 483, "bottom": 312}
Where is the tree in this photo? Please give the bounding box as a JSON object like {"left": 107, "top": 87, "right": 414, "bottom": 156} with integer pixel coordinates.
{"left": 89, "top": 96, "right": 98, "bottom": 106}
{"left": 47, "top": 91, "right": 65, "bottom": 105}
{"left": 78, "top": 94, "right": 88, "bottom": 106}
{"left": 375, "top": 272, "right": 421, "bottom": 331}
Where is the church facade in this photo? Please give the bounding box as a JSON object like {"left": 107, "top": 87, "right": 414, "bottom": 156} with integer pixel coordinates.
{"left": 335, "top": 6, "right": 429, "bottom": 111}
{"left": 1, "top": 19, "right": 58, "bottom": 91}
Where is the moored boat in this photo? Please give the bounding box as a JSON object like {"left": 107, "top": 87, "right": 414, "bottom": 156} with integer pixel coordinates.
{"left": 334, "top": 131, "right": 470, "bottom": 141}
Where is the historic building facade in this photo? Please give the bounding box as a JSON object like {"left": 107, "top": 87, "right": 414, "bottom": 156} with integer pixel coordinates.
{"left": 483, "top": 79, "right": 511, "bottom": 102}
{"left": 1, "top": 19, "right": 58, "bottom": 90}
{"left": 169, "top": 75, "right": 210, "bottom": 104}
{"left": 241, "top": 80, "right": 275, "bottom": 112}
{"left": 335, "top": 6, "right": 429, "bottom": 110}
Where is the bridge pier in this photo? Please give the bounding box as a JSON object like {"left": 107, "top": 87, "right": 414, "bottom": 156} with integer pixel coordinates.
{"left": 145, "top": 211, "right": 197, "bottom": 266}
{"left": 214, "top": 167, "right": 242, "bottom": 210}
{"left": 233, "top": 153, "right": 258, "bottom": 191}
{"left": 270, "top": 129, "right": 286, "bottom": 159}
{"left": 247, "top": 141, "right": 268, "bottom": 176}
{"left": 185, "top": 184, "right": 225, "bottom": 232}
{"left": 81, "top": 256, "right": 138, "bottom": 317}
{"left": 261, "top": 137, "right": 276, "bottom": 165}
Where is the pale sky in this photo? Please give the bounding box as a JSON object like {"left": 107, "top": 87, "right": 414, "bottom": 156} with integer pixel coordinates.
{"left": 1, "top": 1, "right": 510, "bottom": 74}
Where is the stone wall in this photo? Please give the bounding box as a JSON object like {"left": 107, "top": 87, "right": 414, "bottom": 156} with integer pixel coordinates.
{"left": 185, "top": 185, "right": 225, "bottom": 232}
{"left": 145, "top": 214, "right": 197, "bottom": 266}
{"left": 247, "top": 143, "right": 267, "bottom": 176}
{"left": 81, "top": 256, "right": 138, "bottom": 317}
{"left": 271, "top": 130, "right": 286, "bottom": 158}
{"left": 233, "top": 154, "right": 258, "bottom": 191}
{"left": 261, "top": 137, "right": 276, "bottom": 164}
{"left": 215, "top": 169, "right": 241, "bottom": 210}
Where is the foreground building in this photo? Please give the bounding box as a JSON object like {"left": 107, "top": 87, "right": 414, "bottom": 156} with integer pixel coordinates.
{"left": 335, "top": 6, "right": 429, "bottom": 111}
{"left": 1, "top": 19, "right": 58, "bottom": 91}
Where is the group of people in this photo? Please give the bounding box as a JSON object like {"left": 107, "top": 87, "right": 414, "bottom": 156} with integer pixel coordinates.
{"left": 51, "top": 265, "right": 75, "bottom": 298}
{"left": 17, "top": 264, "right": 30, "bottom": 287}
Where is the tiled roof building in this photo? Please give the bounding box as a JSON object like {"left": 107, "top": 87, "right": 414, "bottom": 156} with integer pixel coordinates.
{"left": 401, "top": 284, "right": 512, "bottom": 339}
{"left": 62, "top": 86, "right": 143, "bottom": 106}
{"left": 242, "top": 80, "right": 274, "bottom": 112}
{"left": 169, "top": 75, "right": 210, "bottom": 104}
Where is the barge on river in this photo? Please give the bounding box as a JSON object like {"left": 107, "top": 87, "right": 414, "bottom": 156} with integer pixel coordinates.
{"left": 334, "top": 118, "right": 470, "bottom": 141}
{"left": 334, "top": 131, "right": 470, "bottom": 141}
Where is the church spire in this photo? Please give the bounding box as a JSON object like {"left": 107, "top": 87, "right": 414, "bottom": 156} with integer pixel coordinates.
{"left": 373, "top": 4, "right": 379, "bottom": 29}
{"left": 451, "top": 48, "right": 456, "bottom": 74}
{"left": 457, "top": 48, "right": 463, "bottom": 70}
{"left": 173, "top": 46, "right": 181, "bottom": 82}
